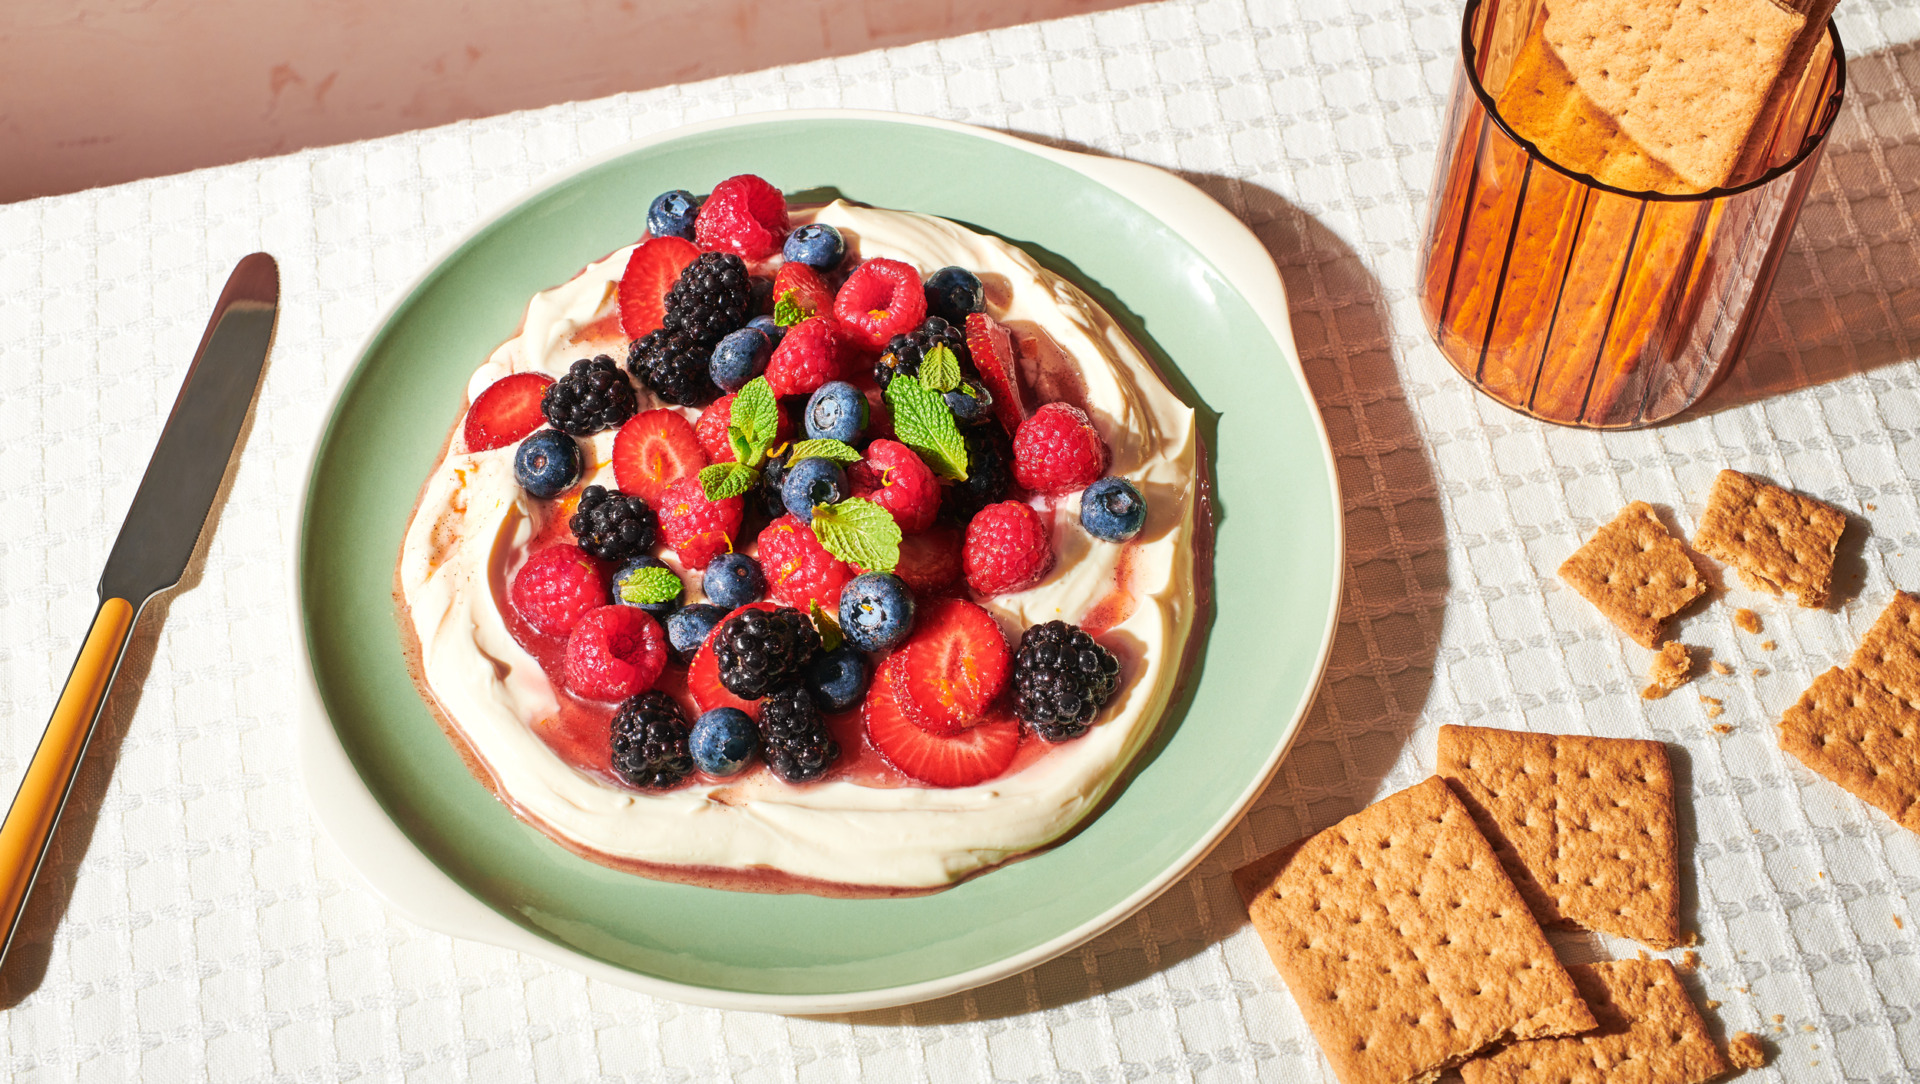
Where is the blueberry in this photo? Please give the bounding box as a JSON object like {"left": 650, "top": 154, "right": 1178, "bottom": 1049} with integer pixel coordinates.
{"left": 749, "top": 276, "right": 775, "bottom": 316}
{"left": 782, "top": 223, "right": 846, "bottom": 272}
{"left": 1079, "top": 477, "right": 1148, "bottom": 542}
{"left": 709, "top": 327, "right": 771, "bottom": 392}
{"left": 924, "top": 266, "right": 985, "bottom": 324}
{"left": 666, "top": 603, "right": 729, "bottom": 663}
{"left": 838, "top": 572, "right": 915, "bottom": 652}
{"left": 805, "top": 381, "right": 869, "bottom": 443}
{"left": 759, "top": 449, "right": 791, "bottom": 519}
{"left": 514, "top": 429, "right": 582, "bottom": 499}
{"left": 703, "top": 553, "right": 766, "bottom": 609}
{"left": 943, "top": 377, "right": 994, "bottom": 424}
{"left": 690, "top": 707, "right": 757, "bottom": 776}
{"left": 805, "top": 645, "right": 870, "bottom": 713}
{"left": 747, "top": 314, "right": 785, "bottom": 346}
{"left": 647, "top": 190, "right": 700, "bottom": 241}
{"left": 613, "top": 555, "right": 684, "bottom": 620}
{"left": 781, "top": 457, "right": 847, "bottom": 519}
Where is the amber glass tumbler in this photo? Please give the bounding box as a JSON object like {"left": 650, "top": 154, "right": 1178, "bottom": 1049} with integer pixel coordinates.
{"left": 1418, "top": 0, "right": 1845, "bottom": 428}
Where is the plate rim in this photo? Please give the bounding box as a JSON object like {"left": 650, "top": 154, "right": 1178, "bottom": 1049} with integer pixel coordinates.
{"left": 290, "top": 107, "right": 1344, "bottom": 1013}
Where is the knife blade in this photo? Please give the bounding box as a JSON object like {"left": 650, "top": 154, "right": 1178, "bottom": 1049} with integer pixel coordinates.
{"left": 0, "top": 253, "right": 279, "bottom": 968}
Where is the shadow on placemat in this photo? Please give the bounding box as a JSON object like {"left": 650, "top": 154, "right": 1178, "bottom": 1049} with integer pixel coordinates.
{"left": 1699, "top": 41, "right": 1920, "bottom": 414}
{"left": 834, "top": 175, "right": 1446, "bottom": 1026}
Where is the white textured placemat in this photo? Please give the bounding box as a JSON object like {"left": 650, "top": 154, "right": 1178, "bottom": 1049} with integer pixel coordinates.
{"left": 2, "top": 0, "right": 1918, "bottom": 1079}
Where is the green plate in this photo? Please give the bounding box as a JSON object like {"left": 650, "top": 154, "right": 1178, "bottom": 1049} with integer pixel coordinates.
{"left": 295, "top": 111, "right": 1340, "bottom": 1011}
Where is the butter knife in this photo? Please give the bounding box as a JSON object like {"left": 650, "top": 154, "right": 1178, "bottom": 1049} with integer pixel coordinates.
{"left": 0, "top": 253, "right": 279, "bottom": 967}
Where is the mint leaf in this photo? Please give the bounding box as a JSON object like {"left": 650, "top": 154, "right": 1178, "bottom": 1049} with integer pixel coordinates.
{"left": 811, "top": 497, "right": 902, "bottom": 573}
{"left": 773, "top": 289, "right": 809, "bottom": 327}
{"left": 617, "top": 566, "right": 682, "bottom": 606}
{"left": 699, "top": 461, "right": 761, "bottom": 501}
{"left": 918, "top": 343, "right": 961, "bottom": 392}
{"left": 727, "top": 426, "right": 753, "bottom": 466}
{"left": 884, "top": 375, "right": 969, "bottom": 481}
{"left": 731, "top": 377, "right": 779, "bottom": 453}
{"left": 810, "top": 601, "right": 844, "bottom": 653}
{"left": 787, "top": 438, "right": 862, "bottom": 463}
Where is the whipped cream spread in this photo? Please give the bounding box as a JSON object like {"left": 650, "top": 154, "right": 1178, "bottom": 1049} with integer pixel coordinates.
{"left": 398, "top": 201, "right": 1200, "bottom": 888}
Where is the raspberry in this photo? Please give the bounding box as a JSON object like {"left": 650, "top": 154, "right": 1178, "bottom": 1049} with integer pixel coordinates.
{"left": 656, "top": 475, "right": 744, "bottom": 569}
{"left": 848, "top": 439, "right": 940, "bottom": 534}
{"left": 568, "top": 485, "right": 657, "bottom": 562}
{"left": 765, "top": 316, "right": 843, "bottom": 397}
{"left": 509, "top": 545, "right": 610, "bottom": 638}
{"left": 833, "top": 259, "right": 927, "bottom": 351}
{"left": 1011, "top": 402, "right": 1109, "bottom": 495}
{"left": 886, "top": 525, "right": 963, "bottom": 592}
{"left": 694, "top": 175, "right": 790, "bottom": 260}
{"left": 757, "top": 513, "right": 854, "bottom": 612}
{"left": 696, "top": 392, "right": 790, "bottom": 463}
{"left": 610, "top": 690, "right": 693, "bottom": 788}
{"left": 771, "top": 262, "right": 833, "bottom": 323}
{"left": 963, "top": 501, "right": 1055, "bottom": 596}
{"left": 564, "top": 605, "right": 667, "bottom": 701}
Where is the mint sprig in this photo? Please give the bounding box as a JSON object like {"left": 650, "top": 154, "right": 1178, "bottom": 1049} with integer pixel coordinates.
{"left": 810, "top": 496, "right": 902, "bottom": 573}
{"left": 699, "top": 462, "right": 761, "bottom": 500}
{"left": 810, "top": 601, "right": 845, "bottom": 653}
{"left": 884, "top": 374, "right": 969, "bottom": 481}
{"left": 617, "top": 565, "right": 682, "bottom": 606}
{"left": 773, "top": 289, "right": 810, "bottom": 327}
{"left": 787, "top": 438, "right": 861, "bottom": 463}
{"left": 918, "top": 343, "right": 961, "bottom": 392}
{"left": 702, "top": 376, "right": 782, "bottom": 499}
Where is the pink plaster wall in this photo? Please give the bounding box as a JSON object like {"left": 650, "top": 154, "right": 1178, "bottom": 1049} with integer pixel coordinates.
{"left": 0, "top": 0, "right": 1137, "bottom": 204}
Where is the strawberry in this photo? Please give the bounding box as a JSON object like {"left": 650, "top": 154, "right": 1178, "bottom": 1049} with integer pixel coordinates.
{"left": 757, "top": 513, "right": 853, "bottom": 612}
{"left": 771, "top": 262, "right": 833, "bottom": 324}
{"left": 887, "top": 525, "right": 963, "bottom": 592}
{"left": 695, "top": 392, "right": 790, "bottom": 463}
{"left": 564, "top": 605, "right": 666, "bottom": 701}
{"left": 688, "top": 601, "right": 774, "bottom": 719}
{"left": 612, "top": 409, "right": 708, "bottom": 504}
{"left": 1011, "top": 402, "right": 1110, "bottom": 495}
{"left": 694, "top": 175, "right": 790, "bottom": 260}
{"left": 464, "top": 371, "right": 556, "bottom": 453}
{"left": 656, "top": 475, "right": 744, "bottom": 569}
{"left": 833, "top": 259, "right": 927, "bottom": 350}
{"left": 847, "top": 439, "right": 940, "bottom": 534}
{"left": 618, "top": 236, "right": 701, "bottom": 339}
{"left": 900, "top": 598, "right": 1011, "bottom": 730}
{"left": 865, "top": 656, "right": 1020, "bottom": 787}
{"left": 765, "top": 316, "right": 843, "bottom": 397}
{"left": 963, "top": 500, "right": 1054, "bottom": 596}
{"left": 509, "top": 545, "right": 609, "bottom": 638}
{"left": 964, "top": 312, "right": 1029, "bottom": 437}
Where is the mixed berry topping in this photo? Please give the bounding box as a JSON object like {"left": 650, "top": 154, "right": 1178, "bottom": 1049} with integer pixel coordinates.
{"left": 472, "top": 172, "right": 1157, "bottom": 793}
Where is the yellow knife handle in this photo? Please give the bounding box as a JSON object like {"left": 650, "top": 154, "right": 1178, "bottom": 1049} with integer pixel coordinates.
{"left": 0, "top": 597, "right": 136, "bottom": 959}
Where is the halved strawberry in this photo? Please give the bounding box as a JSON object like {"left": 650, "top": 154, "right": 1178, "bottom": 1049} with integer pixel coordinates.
{"left": 687, "top": 601, "right": 777, "bottom": 718}
{"left": 612, "top": 409, "right": 708, "bottom": 505}
{"left": 866, "top": 656, "right": 1020, "bottom": 787}
{"left": 965, "top": 312, "right": 1028, "bottom": 437}
{"left": 618, "top": 236, "right": 701, "bottom": 338}
{"left": 464, "top": 371, "right": 555, "bottom": 452}
{"left": 900, "top": 598, "right": 1011, "bottom": 730}
{"left": 771, "top": 262, "right": 833, "bottom": 323}
{"left": 888, "top": 525, "right": 962, "bottom": 592}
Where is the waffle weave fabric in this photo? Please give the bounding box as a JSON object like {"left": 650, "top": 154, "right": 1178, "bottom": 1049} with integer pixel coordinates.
{"left": 2, "top": 0, "right": 1919, "bottom": 1079}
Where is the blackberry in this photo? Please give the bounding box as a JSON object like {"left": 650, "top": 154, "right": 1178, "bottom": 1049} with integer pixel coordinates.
{"left": 757, "top": 685, "right": 839, "bottom": 783}
{"left": 713, "top": 606, "right": 822, "bottom": 699}
{"left": 663, "top": 252, "right": 753, "bottom": 346}
{"left": 874, "top": 316, "right": 970, "bottom": 389}
{"left": 542, "top": 355, "right": 637, "bottom": 436}
{"left": 627, "top": 328, "right": 720, "bottom": 407}
{"left": 610, "top": 690, "right": 693, "bottom": 789}
{"left": 939, "top": 421, "right": 1014, "bottom": 526}
{"left": 1012, "top": 621, "right": 1121, "bottom": 742}
{"left": 569, "top": 485, "right": 657, "bottom": 562}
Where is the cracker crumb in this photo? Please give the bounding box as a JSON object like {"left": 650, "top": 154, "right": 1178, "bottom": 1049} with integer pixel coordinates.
{"left": 1898, "top": 916, "right": 1905, "bottom": 930}
{"left": 1711, "top": 660, "right": 1734, "bottom": 675}
{"left": 1705, "top": 998, "right": 1721, "bottom": 1009}
{"left": 1701, "top": 695, "right": 1724, "bottom": 717}
{"left": 1773, "top": 1014, "right": 1785, "bottom": 1024}
{"left": 1735, "top": 608, "right": 1763, "bottom": 634}
{"left": 1728, "top": 1031, "right": 1768, "bottom": 1070}
{"left": 1867, "top": 503, "right": 1877, "bottom": 511}
{"left": 1761, "top": 640, "right": 1777, "bottom": 651}
{"left": 1644, "top": 642, "right": 1693, "bottom": 699}
{"left": 1752, "top": 667, "right": 1769, "bottom": 677}
{"left": 1713, "top": 723, "right": 1735, "bottom": 735}
{"left": 1681, "top": 950, "right": 1700, "bottom": 970}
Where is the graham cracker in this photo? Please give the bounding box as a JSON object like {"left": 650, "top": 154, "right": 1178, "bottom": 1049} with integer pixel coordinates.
{"left": 1437, "top": 726, "right": 1682, "bottom": 948}
{"left": 1847, "top": 591, "right": 1920, "bottom": 706}
{"left": 1778, "top": 666, "right": 1920, "bottom": 833}
{"left": 1694, "top": 469, "right": 1846, "bottom": 608}
{"left": 1234, "top": 777, "right": 1596, "bottom": 1084}
{"left": 1643, "top": 642, "right": 1693, "bottom": 700}
{"left": 1559, "top": 502, "right": 1706, "bottom": 648}
{"left": 1540, "top": 0, "right": 1806, "bottom": 192}
{"left": 1459, "top": 960, "right": 1731, "bottom": 1084}
{"left": 1727, "top": 1031, "right": 1768, "bottom": 1070}
{"left": 1496, "top": 14, "right": 1685, "bottom": 193}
